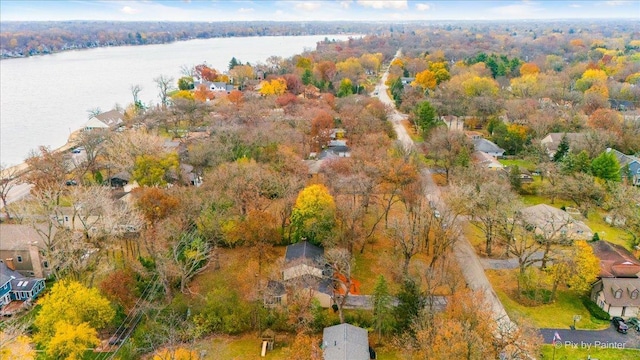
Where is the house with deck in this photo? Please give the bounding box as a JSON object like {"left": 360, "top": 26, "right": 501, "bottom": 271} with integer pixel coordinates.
{"left": 590, "top": 241, "right": 640, "bottom": 318}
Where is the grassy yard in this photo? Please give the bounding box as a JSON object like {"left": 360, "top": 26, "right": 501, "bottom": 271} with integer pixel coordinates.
{"left": 499, "top": 158, "right": 537, "bottom": 171}
{"left": 487, "top": 269, "right": 610, "bottom": 330}
{"left": 191, "top": 333, "right": 296, "bottom": 360}
{"left": 540, "top": 344, "right": 640, "bottom": 360}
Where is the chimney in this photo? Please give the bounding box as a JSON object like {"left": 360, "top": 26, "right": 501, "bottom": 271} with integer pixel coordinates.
{"left": 5, "top": 258, "right": 15, "bottom": 271}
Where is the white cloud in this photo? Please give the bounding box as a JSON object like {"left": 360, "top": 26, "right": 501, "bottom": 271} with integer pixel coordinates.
{"left": 416, "top": 3, "right": 430, "bottom": 11}
{"left": 295, "top": 2, "right": 321, "bottom": 11}
{"left": 120, "top": 6, "right": 139, "bottom": 15}
{"left": 570, "top": 3, "right": 581, "bottom": 7}
{"left": 357, "top": 0, "right": 408, "bottom": 10}
{"left": 605, "top": 1, "right": 627, "bottom": 5}
{"left": 340, "top": 1, "right": 352, "bottom": 9}
{"left": 238, "top": 7, "right": 254, "bottom": 13}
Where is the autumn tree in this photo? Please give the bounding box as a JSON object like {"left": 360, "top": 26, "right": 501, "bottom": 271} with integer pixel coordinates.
{"left": 462, "top": 76, "right": 499, "bottom": 97}
{"left": 310, "top": 110, "right": 334, "bottom": 152}
{"left": 324, "top": 248, "right": 355, "bottom": 324}
{"left": 259, "top": 78, "right": 287, "bottom": 96}
{"left": 412, "top": 69, "right": 437, "bottom": 91}
{"left": 424, "top": 128, "right": 472, "bottom": 184}
{"left": 99, "top": 269, "right": 138, "bottom": 312}
{"left": 229, "top": 64, "right": 254, "bottom": 89}
{"left": 290, "top": 184, "right": 336, "bottom": 245}
{"left": 587, "top": 108, "right": 623, "bottom": 135}
{"left": 547, "top": 240, "right": 600, "bottom": 301}
{"left": 0, "top": 333, "right": 35, "bottom": 360}
{"left": 34, "top": 280, "right": 114, "bottom": 357}
{"left": 132, "top": 152, "right": 180, "bottom": 187}
{"left": 153, "top": 347, "right": 200, "bottom": 360}
{"left": 24, "top": 146, "right": 68, "bottom": 195}
{"left": 172, "top": 229, "right": 212, "bottom": 293}
{"left": 519, "top": 62, "right": 540, "bottom": 76}
{"left": 337, "top": 78, "right": 354, "bottom": 97}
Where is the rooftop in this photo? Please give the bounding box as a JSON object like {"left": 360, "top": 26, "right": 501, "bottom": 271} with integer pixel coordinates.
{"left": 322, "top": 323, "right": 370, "bottom": 360}
{"left": 590, "top": 240, "right": 640, "bottom": 278}
{"left": 284, "top": 241, "right": 324, "bottom": 263}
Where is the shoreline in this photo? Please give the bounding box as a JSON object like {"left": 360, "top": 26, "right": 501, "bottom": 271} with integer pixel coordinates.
{"left": 1, "top": 129, "right": 81, "bottom": 180}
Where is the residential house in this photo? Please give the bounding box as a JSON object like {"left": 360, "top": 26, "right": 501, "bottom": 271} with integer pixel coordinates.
{"left": 540, "top": 132, "right": 587, "bottom": 159}
{"left": 109, "top": 171, "right": 131, "bottom": 188}
{"left": 266, "top": 241, "right": 333, "bottom": 308}
{"left": 472, "top": 151, "right": 504, "bottom": 170}
{"left": 518, "top": 204, "right": 593, "bottom": 241}
{"left": 606, "top": 148, "right": 640, "bottom": 186}
{"left": 322, "top": 323, "right": 374, "bottom": 360}
{"left": 0, "top": 224, "right": 50, "bottom": 278}
{"left": 400, "top": 77, "right": 415, "bottom": 85}
{"left": 590, "top": 241, "right": 640, "bottom": 317}
{"left": 0, "top": 261, "right": 46, "bottom": 315}
{"left": 318, "top": 140, "right": 350, "bottom": 159}
{"left": 464, "top": 131, "right": 483, "bottom": 140}
{"left": 84, "top": 110, "right": 124, "bottom": 131}
{"left": 610, "top": 99, "right": 635, "bottom": 111}
{"left": 193, "top": 79, "right": 233, "bottom": 93}
{"left": 473, "top": 138, "right": 505, "bottom": 158}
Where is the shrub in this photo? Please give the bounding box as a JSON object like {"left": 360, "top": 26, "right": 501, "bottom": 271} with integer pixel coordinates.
{"left": 581, "top": 297, "right": 610, "bottom": 321}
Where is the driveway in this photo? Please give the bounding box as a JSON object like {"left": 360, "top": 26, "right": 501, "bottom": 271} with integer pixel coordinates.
{"left": 480, "top": 252, "right": 545, "bottom": 270}
{"left": 539, "top": 326, "right": 640, "bottom": 350}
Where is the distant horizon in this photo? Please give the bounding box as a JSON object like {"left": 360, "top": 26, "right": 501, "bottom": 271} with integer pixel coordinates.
{"left": 1, "top": 1, "right": 638, "bottom": 22}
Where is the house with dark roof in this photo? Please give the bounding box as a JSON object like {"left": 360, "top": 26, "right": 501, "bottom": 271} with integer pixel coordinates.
{"left": 283, "top": 241, "right": 325, "bottom": 281}
{"left": 0, "top": 262, "right": 46, "bottom": 315}
{"left": 590, "top": 241, "right": 640, "bottom": 317}
{"left": 473, "top": 138, "right": 505, "bottom": 158}
{"left": 322, "top": 323, "right": 374, "bottom": 360}
{"left": 605, "top": 148, "right": 640, "bottom": 186}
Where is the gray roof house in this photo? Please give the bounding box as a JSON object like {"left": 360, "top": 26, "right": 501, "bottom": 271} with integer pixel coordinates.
{"left": 322, "top": 323, "right": 373, "bottom": 360}
{"left": 473, "top": 138, "right": 505, "bottom": 158}
{"left": 283, "top": 240, "right": 325, "bottom": 281}
{"left": 606, "top": 148, "right": 640, "bottom": 186}
{"left": 84, "top": 110, "right": 124, "bottom": 131}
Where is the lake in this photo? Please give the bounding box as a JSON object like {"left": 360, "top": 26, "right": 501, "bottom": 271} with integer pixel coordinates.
{"left": 0, "top": 35, "right": 354, "bottom": 166}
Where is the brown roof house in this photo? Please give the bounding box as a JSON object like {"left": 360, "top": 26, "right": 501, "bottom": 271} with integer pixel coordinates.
{"left": 589, "top": 241, "right": 640, "bottom": 317}
{"left": 0, "top": 224, "right": 51, "bottom": 278}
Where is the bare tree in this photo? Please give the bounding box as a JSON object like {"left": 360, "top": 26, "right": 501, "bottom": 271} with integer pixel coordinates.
{"left": 154, "top": 74, "right": 175, "bottom": 109}
{"left": 172, "top": 230, "right": 212, "bottom": 293}
{"left": 0, "top": 163, "right": 21, "bottom": 219}
{"left": 324, "top": 248, "right": 354, "bottom": 324}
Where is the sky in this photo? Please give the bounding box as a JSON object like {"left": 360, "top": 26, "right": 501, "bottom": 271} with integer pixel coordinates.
{"left": 0, "top": 0, "right": 638, "bottom": 22}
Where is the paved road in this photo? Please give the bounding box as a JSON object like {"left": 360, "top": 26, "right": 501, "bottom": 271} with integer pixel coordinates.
{"left": 540, "top": 326, "right": 640, "bottom": 350}
{"left": 375, "top": 50, "right": 513, "bottom": 330}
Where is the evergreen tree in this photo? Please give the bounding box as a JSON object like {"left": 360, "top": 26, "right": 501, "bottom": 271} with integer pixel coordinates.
{"left": 229, "top": 56, "right": 240, "bottom": 70}
{"left": 552, "top": 134, "right": 570, "bottom": 162}
{"left": 394, "top": 278, "right": 425, "bottom": 334}
{"left": 372, "top": 275, "right": 394, "bottom": 340}
{"left": 591, "top": 151, "right": 621, "bottom": 181}
{"left": 413, "top": 101, "right": 438, "bottom": 135}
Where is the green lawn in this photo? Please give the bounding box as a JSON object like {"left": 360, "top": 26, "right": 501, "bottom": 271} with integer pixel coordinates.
{"left": 499, "top": 158, "right": 537, "bottom": 171}
{"left": 487, "top": 270, "right": 610, "bottom": 330}
{"left": 584, "top": 211, "right": 633, "bottom": 250}
{"left": 540, "top": 344, "right": 640, "bottom": 360}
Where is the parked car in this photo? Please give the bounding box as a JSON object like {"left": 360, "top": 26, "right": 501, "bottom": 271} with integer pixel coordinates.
{"left": 626, "top": 317, "right": 640, "bottom": 331}
{"left": 72, "top": 147, "right": 84, "bottom": 154}
{"left": 612, "top": 316, "right": 628, "bottom": 334}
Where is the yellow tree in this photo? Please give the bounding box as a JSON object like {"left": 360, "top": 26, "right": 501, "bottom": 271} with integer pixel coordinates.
{"left": 576, "top": 69, "right": 608, "bottom": 92}
{"left": 336, "top": 57, "right": 364, "bottom": 82}
{"left": 170, "top": 90, "right": 194, "bottom": 101}
{"left": 0, "top": 334, "right": 35, "bottom": 360}
{"left": 510, "top": 74, "right": 539, "bottom": 98}
{"left": 462, "top": 76, "right": 499, "bottom": 97}
{"left": 46, "top": 322, "right": 100, "bottom": 360}
{"left": 429, "top": 61, "right": 450, "bottom": 84}
{"left": 290, "top": 184, "right": 336, "bottom": 245}
{"left": 34, "top": 281, "right": 114, "bottom": 355}
{"left": 568, "top": 240, "right": 601, "bottom": 292}
{"left": 412, "top": 69, "right": 437, "bottom": 90}
{"left": 259, "top": 78, "right": 287, "bottom": 96}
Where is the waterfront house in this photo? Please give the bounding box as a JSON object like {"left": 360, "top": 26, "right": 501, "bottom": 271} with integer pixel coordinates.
{"left": 84, "top": 110, "right": 124, "bottom": 131}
